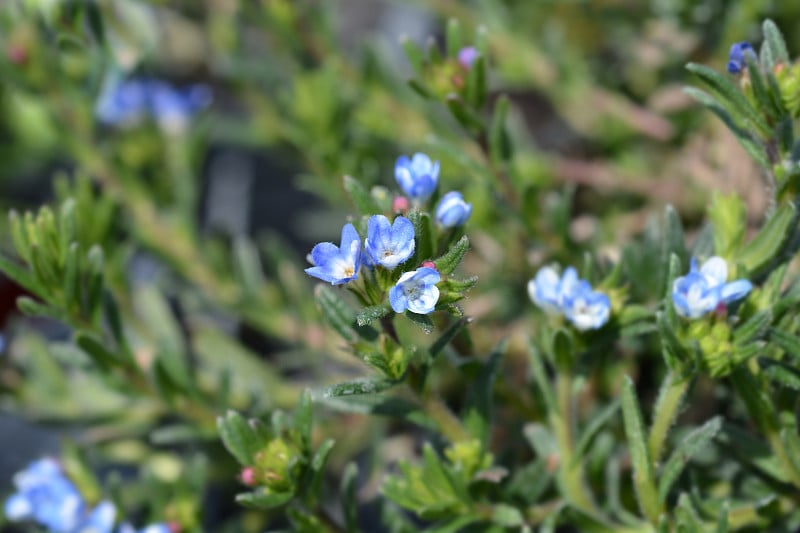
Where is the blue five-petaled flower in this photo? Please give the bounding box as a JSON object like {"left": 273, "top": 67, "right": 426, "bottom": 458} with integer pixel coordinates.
{"left": 365, "top": 215, "right": 415, "bottom": 269}
{"left": 395, "top": 153, "right": 439, "bottom": 203}
{"left": 305, "top": 223, "right": 362, "bottom": 285}
{"left": 390, "top": 267, "right": 441, "bottom": 314}
{"left": 727, "top": 42, "right": 756, "bottom": 74}
{"left": 435, "top": 191, "right": 472, "bottom": 228}
{"left": 672, "top": 256, "right": 752, "bottom": 319}
{"left": 528, "top": 266, "right": 610, "bottom": 331}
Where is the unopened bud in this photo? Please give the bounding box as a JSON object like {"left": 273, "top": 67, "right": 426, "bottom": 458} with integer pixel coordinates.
{"left": 240, "top": 466, "right": 257, "bottom": 486}
{"left": 392, "top": 196, "right": 410, "bottom": 212}
{"left": 421, "top": 260, "right": 437, "bottom": 271}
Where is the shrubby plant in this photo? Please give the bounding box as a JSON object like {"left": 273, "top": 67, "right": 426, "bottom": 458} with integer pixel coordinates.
{"left": 2, "top": 2, "right": 800, "bottom": 532}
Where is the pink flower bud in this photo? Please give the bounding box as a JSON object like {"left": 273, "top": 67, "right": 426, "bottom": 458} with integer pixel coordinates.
{"left": 240, "top": 466, "right": 257, "bottom": 486}
{"left": 421, "top": 260, "right": 437, "bottom": 271}
{"left": 392, "top": 196, "right": 410, "bottom": 212}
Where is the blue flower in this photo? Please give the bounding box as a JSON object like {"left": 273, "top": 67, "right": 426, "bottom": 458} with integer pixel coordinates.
{"left": 395, "top": 153, "right": 439, "bottom": 202}
{"left": 527, "top": 266, "right": 579, "bottom": 315}
{"left": 458, "top": 46, "right": 480, "bottom": 69}
{"left": 305, "top": 223, "right": 362, "bottom": 285}
{"left": 74, "top": 500, "right": 116, "bottom": 533}
{"left": 528, "top": 266, "right": 610, "bottom": 330}
{"left": 119, "top": 523, "right": 172, "bottom": 533}
{"left": 96, "top": 74, "right": 211, "bottom": 133}
{"left": 4, "top": 458, "right": 84, "bottom": 532}
{"left": 389, "top": 267, "right": 440, "bottom": 314}
{"left": 435, "top": 191, "right": 472, "bottom": 228}
{"left": 365, "top": 215, "right": 415, "bottom": 269}
{"left": 672, "top": 256, "right": 753, "bottom": 319}
{"left": 727, "top": 42, "right": 756, "bottom": 74}
{"left": 562, "top": 280, "right": 611, "bottom": 331}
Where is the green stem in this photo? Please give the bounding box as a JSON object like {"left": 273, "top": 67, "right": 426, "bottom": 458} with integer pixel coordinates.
{"left": 551, "top": 371, "right": 596, "bottom": 512}
{"left": 648, "top": 373, "right": 690, "bottom": 466}
{"left": 422, "top": 394, "right": 470, "bottom": 443}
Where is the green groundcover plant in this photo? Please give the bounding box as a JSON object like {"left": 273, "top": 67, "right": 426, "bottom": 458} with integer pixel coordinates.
{"left": 2, "top": 2, "right": 800, "bottom": 532}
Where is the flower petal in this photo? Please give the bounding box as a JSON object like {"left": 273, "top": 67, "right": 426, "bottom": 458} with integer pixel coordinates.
{"left": 700, "top": 256, "right": 728, "bottom": 286}
{"left": 719, "top": 279, "right": 753, "bottom": 304}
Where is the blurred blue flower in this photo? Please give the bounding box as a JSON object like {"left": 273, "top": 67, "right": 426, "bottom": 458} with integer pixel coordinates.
{"left": 96, "top": 74, "right": 211, "bottom": 133}
{"left": 305, "top": 223, "right": 362, "bottom": 285}
{"left": 527, "top": 266, "right": 579, "bottom": 315}
{"left": 672, "top": 256, "right": 752, "bottom": 319}
{"left": 365, "top": 215, "right": 415, "bottom": 269}
{"left": 119, "top": 523, "right": 172, "bottom": 533}
{"left": 435, "top": 191, "right": 472, "bottom": 228}
{"left": 4, "top": 458, "right": 84, "bottom": 532}
{"left": 528, "top": 266, "right": 610, "bottom": 330}
{"left": 389, "top": 267, "right": 440, "bottom": 314}
{"left": 395, "top": 153, "right": 439, "bottom": 202}
{"left": 458, "top": 46, "right": 480, "bottom": 69}
{"left": 727, "top": 42, "right": 756, "bottom": 74}
{"left": 562, "top": 280, "right": 611, "bottom": 331}
{"left": 75, "top": 500, "right": 116, "bottom": 533}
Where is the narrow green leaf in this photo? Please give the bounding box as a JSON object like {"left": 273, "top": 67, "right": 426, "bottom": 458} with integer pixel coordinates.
{"left": 433, "top": 235, "right": 469, "bottom": 275}
{"left": 405, "top": 311, "right": 433, "bottom": 333}
{"left": 445, "top": 19, "right": 461, "bottom": 58}
{"left": 316, "top": 379, "right": 396, "bottom": 398}
{"left": 716, "top": 501, "right": 729, "bottom": 533}
{"left": 489, "top": 94, "right": 512, "bottom": 164}
{"left": 763, "top": 361, "right": 800, "bottom": 390}
{"left": 528, "top": 341, "right": 556, "bottom": 411}
{"left": 662, "top": 205, "right": 686, "bottom": 267}
{"left": 236, "top": 488, "right": 293, "bottom": 509}
{"left": 744, "top": 54, "right": 780, "bottom": 121}
{"left": 621, "top": 376, "right": 661, "bottom": 524}
{"left": 463, "top": 340, "right": 506, "bottom": 445}
{"left": 465, "top": 55, "right": 487, "bottom": 109}
{"left": 733, "top": 310, "right": 772, "bottom": 346}
{"left": 429, "top": 316, "right": 471, "bottom": 360}
{"left": 295, "top": 390, "right": 313, "bottom": 451}
{"left": 407, "top": 79, "right": 432, "bottom": 99}
{"left": 408, "top": 211, "right": 435, "bottom": 264}
{"left": 16, "top": 296, "right": 63, "bottom": 320}
{"left": 62, "top": 243, "right": 80, "bottom": 310}
{"left": 217, "top": 410, "right": 263, "bottom": 466}
{"left": 573, "top": 399, "right": 620, "bottom": 464}
{"left": 708, "top": 193, "right": 746, "bottom": 259}
{"left": 315, "top": 285, "right": 358, "bottom": 343}
{"left": 9, "top": 210, "right": 31, "bottom": 263}
{"left": 737, "top": 202, "right": 796, "bottom": 274}
{"left": 771, "top": 327, "right": 800, "bottom": 361}
{"left": 400, "top": 36, "right": 424, "bottom": 75}
{"left": 491, "top": 504, "right": 523, "bottom": 527}
{"left": 763, "top": 19, "right": 790, "bottom": 65}
{"left": 356, "top": 304, "right": 390, "bottom": 327}
{"left": 445, "top": 94, "right": 484, "bottom": 133}
{"left": 686, "top": 62, "right": 771, "bottom": 137}
{"left": 658, "top": 417, "right": 722, "bottom": 502}
{"left": 74, "top": 331, "right": 119, "bottom": 372}
{"left": 86, "top": 245, "right": 105, "bottom": 317}
{"left": 0, "top": 254, "right": 39, "bottom": 295}
{"left": 344, "top": 175, "right": 380, "bottom": 216}
{"left": 341, "top": 462, "right": 359, "bottom": 532}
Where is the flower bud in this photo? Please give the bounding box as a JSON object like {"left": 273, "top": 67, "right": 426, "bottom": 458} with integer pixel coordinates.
{"left": 435, "top": 191, "right": 472, "bottom": 228}
{"left": 392, "top": 195, "right": 410, "bottom": 212}
{"left": 239, "top": 467, "right": 257, "bottom": 486}
{"left": 458, "top": 46, "right": 480, "bottom": 69}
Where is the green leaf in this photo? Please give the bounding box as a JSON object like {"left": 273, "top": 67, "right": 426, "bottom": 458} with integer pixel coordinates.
{"left": 551, "top": 329, "right": 573, "bottom": 371}
{"left": 341, "top": 462, "right": 359, "bottom": 532}
{"left": 356, "top": 304, "right": 390, "bottom": 327}
{"left": 662, "top": 205, "right": 687, "bottom": 269}
{"left": 86, "top": 244, "right": 105, "bottom": 317}
{"left": 344, "top": 175, "right": 380, "bottom": 216}
{"left": 763, "top": 361, "right": 800, "bottom": 390}
{"left": 0, "top": 254, "right": 39, "bottom": 296}
{"left": 763, "top": 19, "right": 790, "bottom": 66}
{"left": 491, "top": 504, "right": 523, "bottom": 527}
{"left": 434, "top": 235, "right": 469, "bottom": 275}
{"left": 295, "top": 390, "right": 313, "bottom": 451}
{"left": 445, "top": 18, "right": 462, "bottom": 58}
{"left": 657, "top": 416, "right": 722, "bottom": 502}
{"left": 74, "top": 331, "right": 119, "bottom": 372}
{"left": 528, "top": 341, "right": 556, "bottom": 411}
{"left": 62, "top": 243, "right": 80, "bottom": 310}
{"left": 733, "top": 310, "right": 772, "bottom": 346}
{"left": 429, "top": 317, "right": 471, "bottom": 361}
{"left": 489, "top": 94, "right": 512, "bottom": 164}
{"left": 736, "top": 202, "right": 796, "bottom": 274}
{"left": 620, "top": 376, "right": 661, "bottom": 524}
{"left": 463, "top": 340, "right": 506, "bottom": 445}
{"left": 16, "top": 296, "right": 63, "bottom": 320}
{"left": 316, "top": 379, "right": 396, "bottom": 398}
{"left": 426, "top": 36, "right": 442, "bottom": 64}
{"left": 408, "top": 211, "right": 435, "bottom": 264}
{"left": 744, "top": 54, "right": 780, "bottom": 121}
{"left": 573, "top": 399, "right": 620, "bottom": 465}
{"left": 217, "top": 410, "right": 263, "bottom": 466}
{"left": 315, "top": 285, "right": 358, "bottom": 343}
{"left": 401, "top": 36, "right": 424, "bottom": 75}
{"left": 236, "top": 488, "right": 293, "bottom": 509}
{"left": 686, "top": 62, "right": 771, "bottom": 137}
{"left": 709, "top": 193, "right": 746, "bottom": 259}
{"left": 405, "top": 311, "right": 433, "bottom": 334}
{"left": 445, "top": 94, "right": 484, "bottom": 133}
{"left": 465, "top": 56, "right": 487, "bottom": 109}
{"left": 770, "top": 327, "right": 800, "bottom": 361}
{"left": 716, "top": 501, "right": 729, "bottom": 533}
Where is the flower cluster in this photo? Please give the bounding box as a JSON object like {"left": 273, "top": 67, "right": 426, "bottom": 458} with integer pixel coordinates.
{"left": 727, "top": 42, "right": 756, "bottom": 74}
{"left": 528, "top": 266, "right": 611, "bottom": 331}
{"left": 96, "top": 74, "right": 212, "bottom": 134}
{"left": 671, "top": 256, "right": 752, "bottom": 319}
{"left": 5, "top": 458, "right": 170, "bottom": 533}
{"left": 305, "top": 152, "right": 473, "bottom": 316}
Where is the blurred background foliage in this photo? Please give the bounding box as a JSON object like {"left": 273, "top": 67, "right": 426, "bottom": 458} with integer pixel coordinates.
{"left": 0, "top": 0, "right": 799, "bottom": 531}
